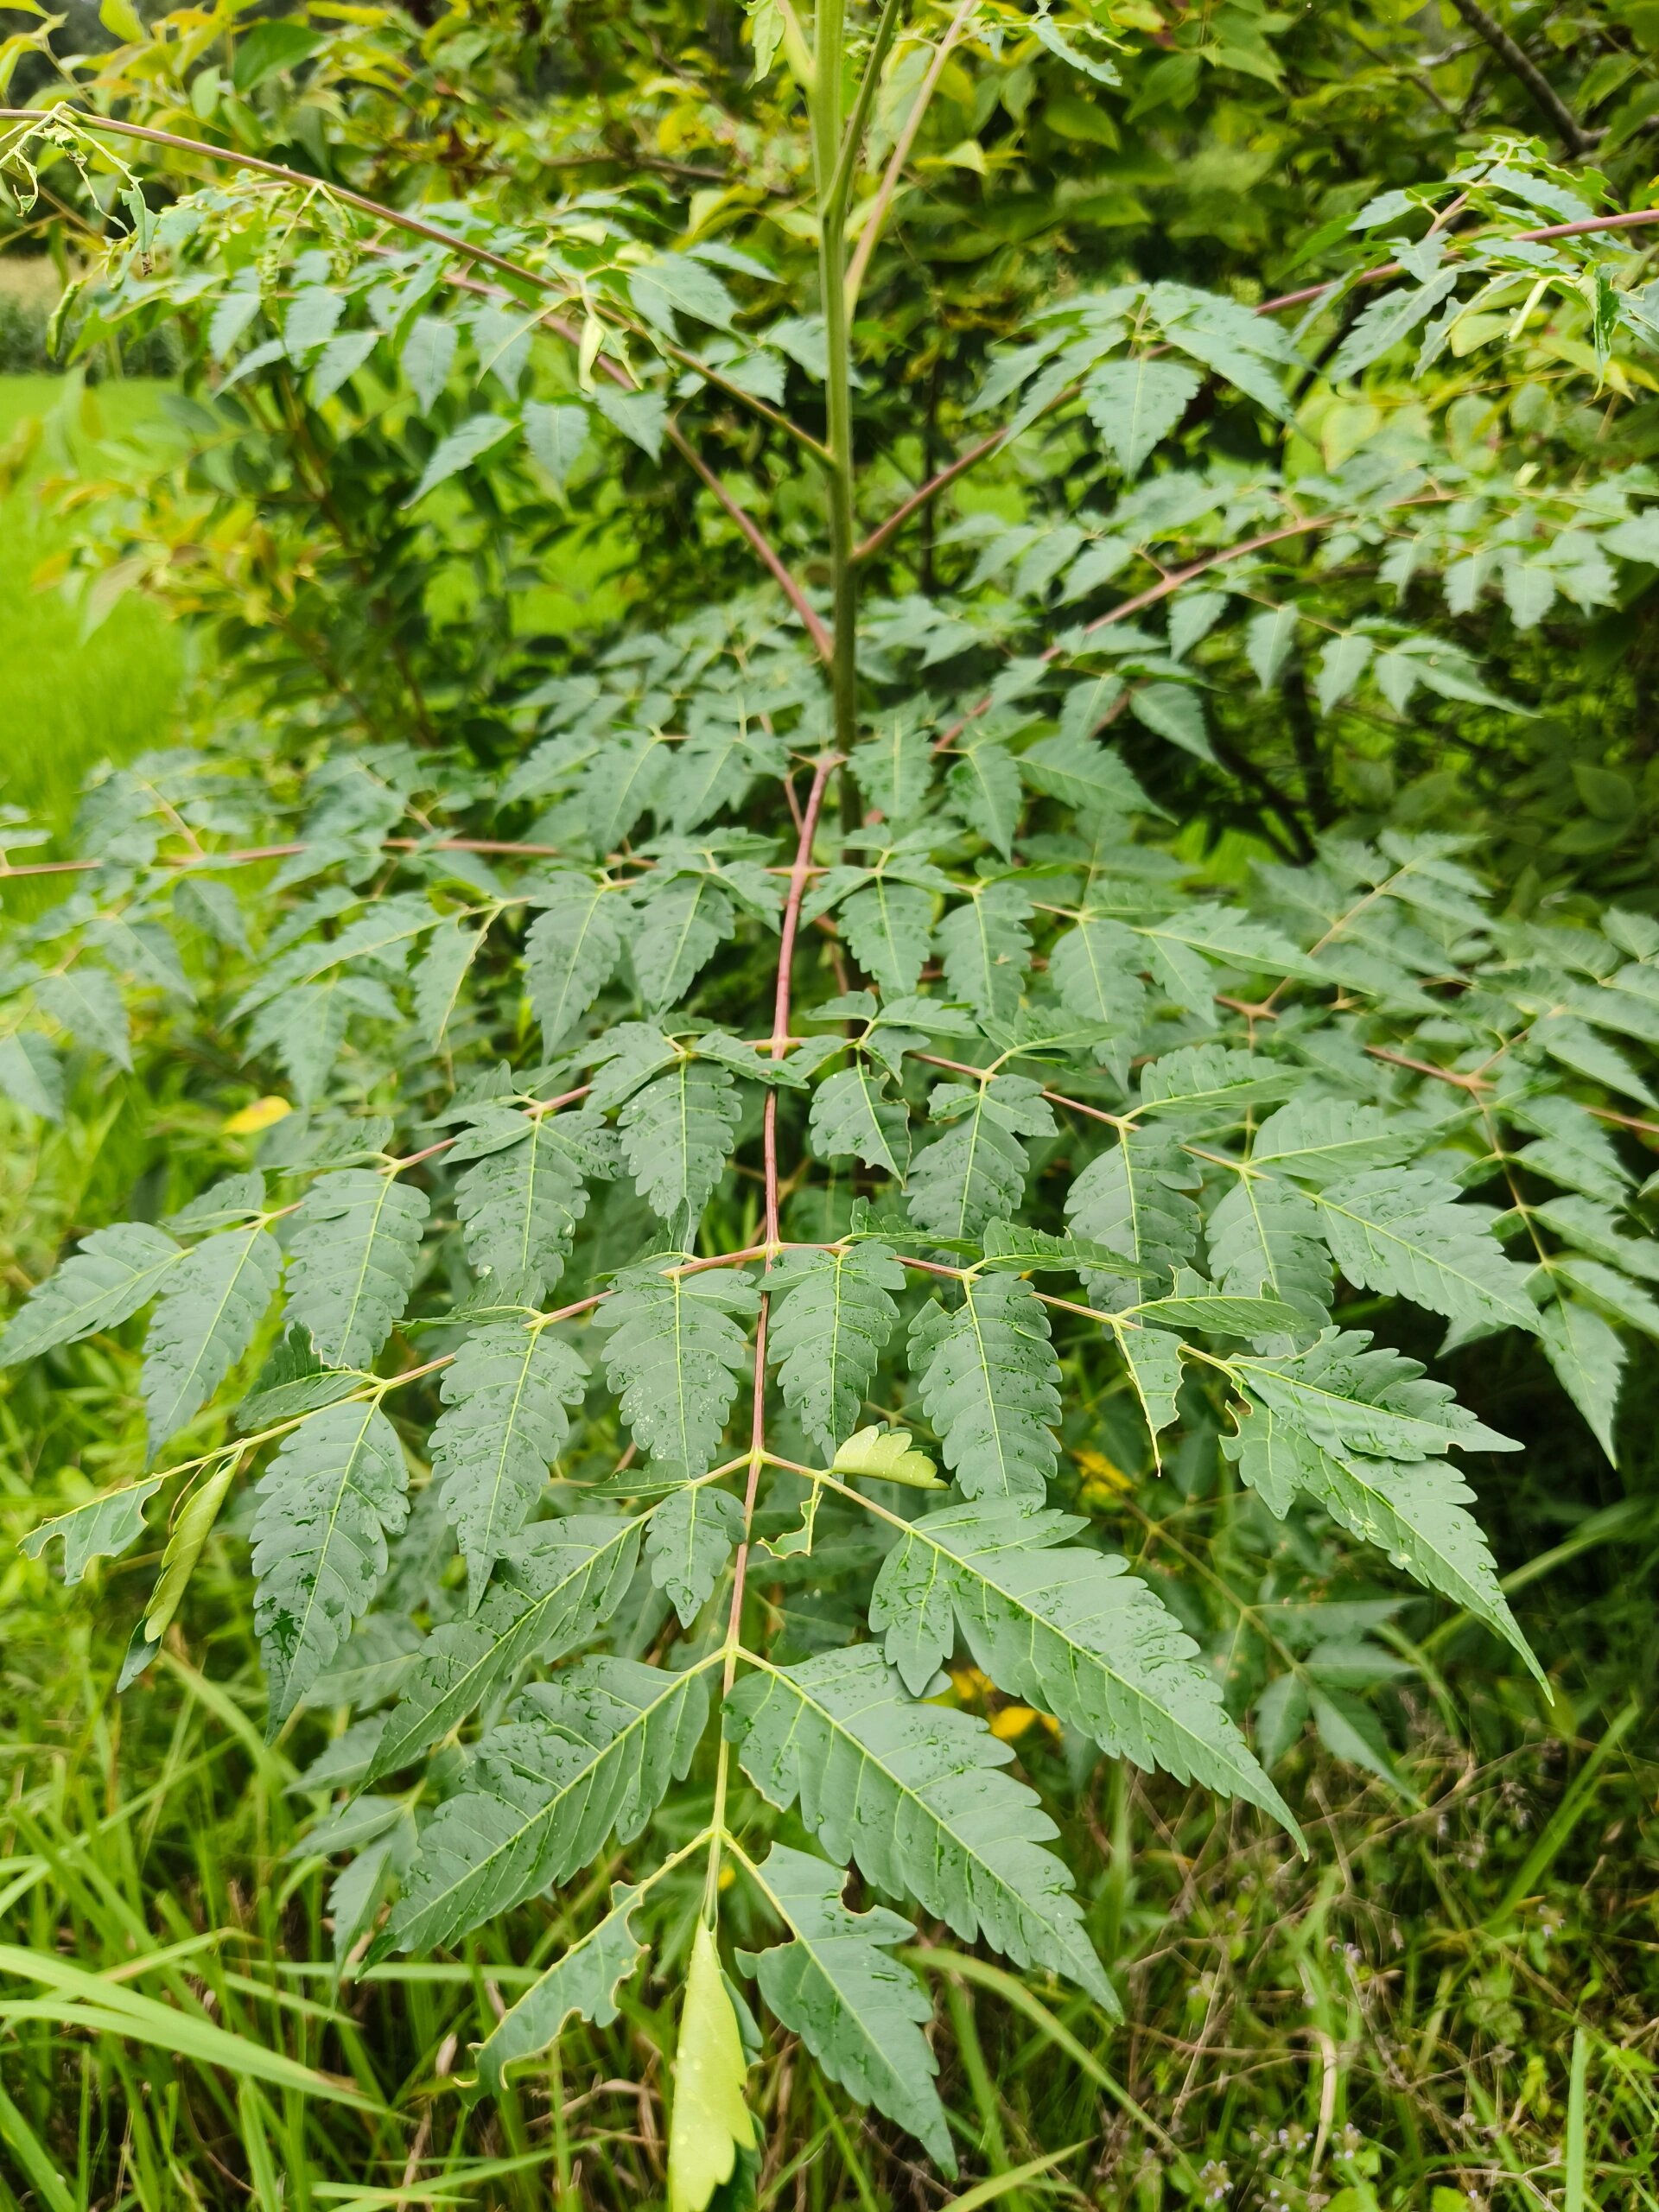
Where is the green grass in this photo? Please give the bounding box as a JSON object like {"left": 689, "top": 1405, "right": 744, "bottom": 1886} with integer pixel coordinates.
{"left": 0, "top": 375, "right": 186, "bottom": 832}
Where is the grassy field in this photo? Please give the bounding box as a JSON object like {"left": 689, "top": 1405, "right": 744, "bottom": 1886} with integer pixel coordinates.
{"left": 0, "top": 374, "right": 186, "bottom": 834}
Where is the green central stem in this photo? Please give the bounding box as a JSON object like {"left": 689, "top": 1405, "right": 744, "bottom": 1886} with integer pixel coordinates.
{"left": 813, "top": 0, "right": 860, "bottom": 760}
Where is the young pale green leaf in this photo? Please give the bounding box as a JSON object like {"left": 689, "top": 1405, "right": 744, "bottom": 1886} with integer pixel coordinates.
{"left": 366, "top": 1516, "right": 644, "bottom": 1781}
{"left": 251, "top": 1400, "right": 410, "bottom": 1726}
{"left": 744, "top": 1843, "right": 953, "bottom": 2170}
{"left": 727, "top": 1645, "right": 1109, "bottom": 2003}
{"left": 142, "top": 1460, "right": 237, "bottom": 1645}
{"left": 646, "top": 1484, "right": 746, "bottom": 1624}
{"left": 284, "top": 1171, "right": 429, "bottom": 1370}
{"left": 478, "top": 1883, "right": 647, "bottom": 2095}
{"left": 767, "top": 1243, "right": 904, "bottom": 1459}
{"left": 667, "top": 1920, "right": 753, "bottom": 2212}
{"left": 909, "top": 1274, "right": 1061, "bottom": 1503}
{"left": 18, "top": 1478, "right": 163, "bottom": 1586}
{"left": 0, "top": 1224, "right": 185, "bottom": 1368}
{"left": 619, "top": 1060, "right": 743, "bottom": 1232}
{"left": 429, "top": 1323, "right": 588, "bottom": 1608}
{"left": 831, "top": 1426, "right": 942, "bottom": 1488}
{"left": 379, "top": 1656, "right": 710, "bottom": 1958}
{"left": 595, "top": 1265, "right": 759, "bottom": 1475}
{"left": 868, "top": 1501, "right": 1299, "bottom": 1837}
{"left": 142, "top": 1226, "right": 283, "bottom": 1459}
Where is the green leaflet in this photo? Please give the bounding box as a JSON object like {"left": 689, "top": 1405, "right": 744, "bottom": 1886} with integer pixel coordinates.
{"left": 1224, "top": 1408, "right": 1541, "bottom": 1685}
{"left": 1049, "top": 915, "right": 1148, "bottom": 1033}
{"left": 284, "top": 1171, "right": 429, "bottom": 1369}
{"left": 906, "top": 1075, "right": 1052, "bottom": 1244}
{"left": 1135, "top": 1044, "right": 1296, "bottom": 1120}
{"left": 1246, "top": 1096, "right": 1418, "bottom": 1185}
{"left": 909, "top": 1274, "right": 1061, "bottom": 1503}
{"left": 412, "top": 918, "right": 486, "bottom": 1046}
{"left": 378, "top": 1656, "right": 710, "bottom": 1957}
{"left": 478, "top": 1883, "right": 646, "bottom": 2095}
{"left": 851, "top": 721, "right": 933, "bottom": 823}
{"left": 0, "top": 1224, "right": 185, "bottom": 1368}
{"left": 646, "top": 1484, "right": 746, "bottom": 1624}
{"left": 595, "top": 1265, "right": 759, "bottom": 1476}
{"left": 251, "top": 1399, "right": 410, "bottom": 1726}
{"left": 18, "top": 1477, "right": 164, "bottom": 1586}
{"left": 838, "top": 880, "right": 932, "bottom": 996}
{"left": 1065, "top": 1128, "right": 1201, "bottom": 1293}
{"left": 1082, "top": 355, "right": 1202, "bottom": 476}
{"left": 429, "top": 1322, "right": 589, "bottom": 1608}
{"left": 945, "top": 739, "right": 1022, "bottom": 858}
{"left": 143, "top": 1460, "right": 237, "bottom": 1643}
{"left": 727, "top": 1645, "right": 1109, "bottom": 2002}
{"left": 631, "top": 876, "right": 737, "bottom": 1015}
{"left": 365, "top": 1516, "right": 644, "bottom": 1781}
{"left": 1130, "top": 903, "right": 1327, "bottom": 1006}
{"left": 743, "top": 1843, "right": 953, "bottom": 2170}
{"left": 806, "top": 1064, "right": 910, "bottom": 1179}
{"left": 142, "top": 1226, "right": 283, "bottom": 1459}
{"left": 525, "top": 878, "right": 623, "bottom": 1051}
{"left": 1017, "top": 732, "right": 1154, "bottom": 819}
{"left": 936, "top": 883, "right": 1033, "bottom": 1021}
{"left": 454, "top": 1116, "right": 607, "bottom": 1301}
{"left": 1228, "top": 1331, "right": 1521, "bottom": 1464}
{"left": 667, "top": 1920, "right": 753, "bottom": 2212}
{"left": 620, "top": 1059, "right": 743, "bottom": 1233}
{"left": 868, "top": 1502, "right": 1297, "bottom": 1839}
{"left": 1307, "top": 1169, "right": 1540, "bottom": 1335}
{"left": 1112, "top": 1321, "right": 1185, "bottom": 1455}
{"left": 766, "top": 1243, "right": 904, "bottom": 1459}
{"left": 1205, "top": 1175, "right": 1332, "bottom": 1322}
{"left": 1538, "top": 1297, "right": 1624, "bottom": 1465}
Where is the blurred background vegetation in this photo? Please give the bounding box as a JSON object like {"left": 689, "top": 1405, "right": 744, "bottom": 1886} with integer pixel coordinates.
{"left": 2, "top": 1, "right": 1657, "bottom": 2207}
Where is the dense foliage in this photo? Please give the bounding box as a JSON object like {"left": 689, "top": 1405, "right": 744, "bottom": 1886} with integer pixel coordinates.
{"left": 3, "top": 1, "right": 1659, "bottom": 2202}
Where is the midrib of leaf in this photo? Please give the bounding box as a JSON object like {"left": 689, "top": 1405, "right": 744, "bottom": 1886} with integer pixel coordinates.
{"left": 959, "top": 1280, "right": 1021, "bottom": 1492}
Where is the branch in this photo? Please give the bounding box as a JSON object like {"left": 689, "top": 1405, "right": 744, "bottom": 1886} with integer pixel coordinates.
{"left": 666, "top": 425, "right": 834, "bottom": 665}
{"left": 842, "top": 0, "right": 978, "bottom": 313}
{"left": 0, "top": 107, "right": 555, "bottom": 295}
{"left": 1443, "top": 0, "right": 1597, "bottom": 156}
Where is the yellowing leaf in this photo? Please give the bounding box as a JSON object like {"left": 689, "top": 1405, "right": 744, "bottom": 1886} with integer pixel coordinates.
{"left": 988, "top": 1702, "right": 1039, "bottom": 1740}
{"left": 667, "top": 1921, "right": 753, "bottom": 2212}
{"left": 832, "top": 1426, "right": 943, "bottom": 1489}
{"left": 224, "top": 1095, "right": 292, "bottom": 1136}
